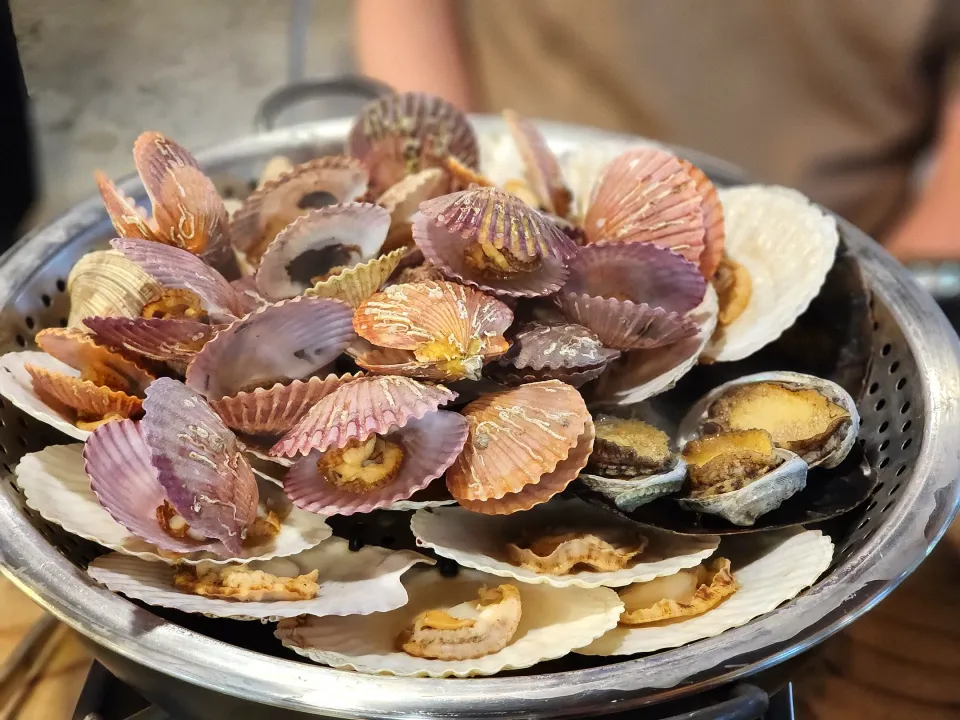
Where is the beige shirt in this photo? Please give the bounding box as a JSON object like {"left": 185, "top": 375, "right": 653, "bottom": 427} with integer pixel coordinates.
{"left": 461, "top": 0, "right": 960, "bottom": 238}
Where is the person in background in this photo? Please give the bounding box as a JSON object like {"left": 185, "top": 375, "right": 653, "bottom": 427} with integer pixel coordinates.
{"left": 355, "top": 2, "right": 960, "bottom": 719}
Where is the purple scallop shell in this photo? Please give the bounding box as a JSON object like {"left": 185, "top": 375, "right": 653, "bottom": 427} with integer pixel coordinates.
{"left": 111, "top": 238, "right": 244, "bottom": 322}
{"left": 140, "top": 378, "right": 259, "bottom": 555}
{"left": 184, "top": 296, "right": 355, "bottom": 400}
{"left": 230, "top": 276, "right": 269, "bottom": 314}
{"left": 557, "top": 293, "right": 700, "bottom": 351}
{"left": 255, "top": 203, "right": 391, "bottom": 301}
{"left": 419, "top": 187, "right": 577, "bottom": 261}
{"left": 564, "top": 243, "right": 706, "bottom": 313}
{"left": 84, "top": 418, "right": 224, "bottom": 555}
{"left": 83, "top": 317, "right": 218, "bottom": 363}
{"left": 411, "top": 213, "right": 569, "bottom": 298}
{"left": 271, "top": 375, "right": 457, "bottom": 458}
{"left": 209, "top": 372, "right": 361, "bottom": 436}
{"left": 502, "top": 322, "right": 619, "bottom": 371}
{"left": 486, "top": 363, "right": 611, "bottom": 389}
{"left": 283, "top": 411, "right": 468, "bottom": 515}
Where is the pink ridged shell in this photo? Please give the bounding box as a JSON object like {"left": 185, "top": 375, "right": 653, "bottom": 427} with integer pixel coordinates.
{"left": 209, "top": 372, "right": 361, "bottom": 436}
{"left": 140, "top": 378, "right": 258, "bottom": 556}
{"left": 584, "top": 147, "right": 705, "bottom": 263}
{"left": 486, "top": 363, "right": 611, "bottom": 389}
{"left": 83, "top": 317, "right": 218, "bottom": 363}
{"left": 35, "top": 328, "right": 155, "bottom": 395}
{"left": 503, "top": 109, "right": 572, "bottom": 218}
{"left": 94, "top": 171, "right": 157, "bottom": 243}
{"left": 678, "top": 159, "right": 725, "bottom": 279}
{"left": 84, "top": 418, "right": 224, "bottom": 555}
{"left": 557, "top": 294, "right": 699, "bottom": 351}
{"left": 255, "top": 203, "right": 391, "bottom": 300}
{"left": 185, "top": 296, "right": 355, "bottom": 400}
{"left": 26, "top": 364, "right": 143, "bottom": 420}
{"left": 347, "top": 92, "right": 479, "bottom": 195}
{"left": 271, "top": 375, "right": 457, "bottom": 458}
{"left": 420, "top": 187, "right": 576, "bottom": 261}
{"left": 446, "top": 380, "right": 590, "bottom": 502}
{"left": 132, "top": 132, "right": 238, "bottom": 279}
{"left": 283, "top": 411, "right": 469, "bottom": 516}
{"left": 412, "top": 212, "right": 569, "bottom": 298}
{"left": 458, "top": 418, "right": 594, "bottom": 514}
{"left": 111, "top": 238, "right": 244, "bottom": 323}
{"left": 229, "top": 156, "right": 370, "bottom": 261}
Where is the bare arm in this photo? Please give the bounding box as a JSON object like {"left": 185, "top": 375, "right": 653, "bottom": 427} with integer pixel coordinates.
{"left": 886, "top": 96, "right": 960, "bottom": 261}
{"left": 354, "top": 0, "right": 474, "bottom": 111}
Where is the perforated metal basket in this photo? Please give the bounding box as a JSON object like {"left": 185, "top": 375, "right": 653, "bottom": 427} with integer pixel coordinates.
{"left": 1, "top": 117, "right": 959, "bottom": 720}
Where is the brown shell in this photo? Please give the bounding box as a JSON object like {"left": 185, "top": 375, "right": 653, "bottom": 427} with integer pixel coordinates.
{"left": 26, "top": 364, "right": 143, "bottom": 423}
{"left": 446, "top": 380, "right": 590, "bottom": 502}
{"left": 35, "top": 328, "right": 155, "bottom": 396}
{"left": 94, "top": 171, "right": 157, "bottom": 243}
{"left": 228, "top": 156, "right": 370, "bottom": 265}
{"left": 445, "top": 157, "right": 495, "bottom": 189}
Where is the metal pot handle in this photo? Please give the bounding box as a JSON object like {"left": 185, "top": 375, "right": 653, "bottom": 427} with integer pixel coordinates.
{"left": 657, "top": 684, "right": 771, "bottom": 720}
{"left": 253, "top": 75, "right": 394, "bottom": 132}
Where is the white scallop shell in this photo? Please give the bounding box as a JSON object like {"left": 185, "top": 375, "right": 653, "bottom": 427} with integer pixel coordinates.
{"left": 579, "top": 459, "right": 687, "bottom": 512}
{"left": 704, "top": 186, "right": 838, "bottom": 362}
{"left": 86, "top": 537, "right": 431, "bottom": 620}
{"left": 578, "top": 529, "right": 834, "bottom": 655}
{"left": 677, "top": 450, "right": 809, "bottom": 527}
{"left": 410, "top": 497, "right": 719, "bottom": 588}
{"left": 677, "top": 371, "right": 860, "bottom": 469}
{"left": 275, "top": 567, "right": 623, "bottom": 677}
{"left": 15, "top": 444, "right": 332, "bottom": 564}
{"left": 0, "top": 351, "right": 91, "bottom": 441}
{"left": 593, "top": 285, "right": 718, "bottom": 407}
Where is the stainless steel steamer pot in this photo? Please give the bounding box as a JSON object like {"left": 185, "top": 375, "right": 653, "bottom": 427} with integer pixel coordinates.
{"left": 1, "top": 116, "right": 959, "bottom": 719}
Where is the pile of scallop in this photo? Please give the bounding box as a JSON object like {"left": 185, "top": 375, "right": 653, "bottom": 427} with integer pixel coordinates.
{"left": 0, "top": 92, "right": 870, "bottom": 676}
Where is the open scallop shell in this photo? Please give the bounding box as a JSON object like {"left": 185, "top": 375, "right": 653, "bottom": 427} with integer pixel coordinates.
{"left": 584, "top": 147, "right": 705, "bottom": 263}
{"left": 305, "top": 248, "right": 406, "bottom": 308}
{"left": 0, "top": 352, "right": 93, "bottom": 440}
{"left": 209, "top": 372, "right": 360, "bottom": 437}
{"left": 377, "top": 168, "right": 447, "bottom": 254}
{"left": 276, "top": 567, "right": 622, "bottom": 677}
{"left": 94, "top": 171, "right": 158, "bottom": 243}
{"left": 17, "top": 440, "right": 330, "bottom": 564}
{"left": 347, "top": 91, "right": 480, "bottom": 196}
{"left": 678, "top": 371, "right": 859, "bottom": 469}
{"left": 66, "top": 249, "right": 163, "bottom": 328}
{"left": 592, "top": 285, "right": 719, "bottom": 406}
{"left": 36, "top": 328, "right": 155, "bottom": 395}
{"left": 446, "top": 380, "right": 590, "bottom": 503}
{"left": 283, "top": 411, "right": 469, "bottom": 516}
{"left": 503, "top": 109, "right": 572, "bottom": 217}
{"left": 87, "top": 537, "right": 431, "bottom": 620}
{"left": 255, "top": 203, "right": 391, "bottom": 300}
{"left": 578, "top": 529, "right": 834, "bottom": 655}
{"left": 678, "top": 449, "right": 809, "bottom": 527}
{"left": 112, "top": 238, "right": 245, "bottom": 323}
{"left": 579, "top": 459, "right": 687, "bottom": 512}
{"left": 272, "top": 375, "right": 457, "bottom": 458}
{"left": 83, "top": 317, "right": 217, "bottom": 364}
{"left": 25, "top": 365, "right": 142, "bottom": 428}
{"left": 140, "top": 378, "right": 259, "bottom": 555}
{"left": 184, "top": 296, "right": 355, "bottom": 400}
{"left": 412, "top": 498, "right": 719, "bottom": 588}
{"left": 229, "top": 156, "right": 370, "bottom": 265}
{"left": 456, "top": 419, "right": 595, "bottom": 515}
{"left": 558, "top": 243, "right": 706, "bottom": 351}
{"left": 354, "top": 281, "right": 513, "bottom": 381}
{"left": 704, "top": 186, "right": 839, "bottom": 362}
